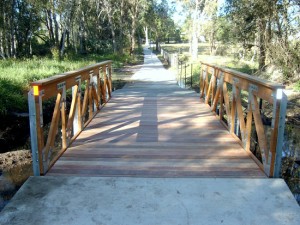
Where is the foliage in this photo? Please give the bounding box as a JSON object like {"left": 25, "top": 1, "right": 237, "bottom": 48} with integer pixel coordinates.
{"left": 0, "top": 0, "right": 159, "bottom": 58}
{"left": 295, "top": 81, "right": 300, "bottom": 92}
{"left": 143, "top": 0, "right": 178, "bottom": 50}
{"left": 0, "top": 51, "right": 140, "bottom": 115}
{"left": 174, "top": 0, "right": 300, "bottom": 85}
{"left": 223, "top": 0, "right": 300, "bottom": 78}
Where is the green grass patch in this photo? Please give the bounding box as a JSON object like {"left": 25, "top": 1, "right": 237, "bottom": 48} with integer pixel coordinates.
{"left": 0, "top": 52, "right": 141, "bottom": 115}
{"left": 161, "top": 43, "right": 259, "bottom": 75}
{"left": 295, "top": 81, "right": 300, "bottom": 92}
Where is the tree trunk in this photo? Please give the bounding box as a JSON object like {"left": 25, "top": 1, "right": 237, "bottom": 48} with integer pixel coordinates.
{"left": 107, "top": 13, "right": 116, "bottom": 53}
{"left": 191, "top": 33, "right": 198, "bottom": 60}
{"left": 190, "top": 0, "right": 199, "bottom": 60}
{"left": 258, "top": 19, "right": 266, "bottom": 70}
{"left": 10, "top": 0, "right": 16, "bottom": 58}
{"left": 131, "top": 18, "right": 136, "bottom": 52}
{"left": 130, "top": 1, "right": 140, "bottom": 53}
{"left": 79, "top": 11, "right": 86, "bottom": 54}
{"left": 118, "top": 0, "right": 125, "bottom": 54}
{"left": 52, "top": 5, "right": 59, "bottom": 47}
{"left": 143, "top": 26, "right": 149, "bottom": 46}
{"left": 104, "top": 0, "right": 117, "bottom": 53}
{"left": 46, "top": 9, "right": 54, "bottom": 43}
{"left": 60, "top": 29, "right": 67, "bottom": 58}
{"left": 0, "top": 30, "right": 5, "bottom": 59}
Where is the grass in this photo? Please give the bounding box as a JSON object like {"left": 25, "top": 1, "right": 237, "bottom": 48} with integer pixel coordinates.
{"left": 295, "top": 81, "right": 300, "bottom": 92}
{"left": 162, "top": 43, "right": 259, "bottom": 75}
{"left": 0, "top": 51, "right": 142, "bottom": 115}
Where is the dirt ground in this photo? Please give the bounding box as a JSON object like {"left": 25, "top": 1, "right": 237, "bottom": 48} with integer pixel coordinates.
{"left": 0, "top": 150, "right": 33, "bottom": 211}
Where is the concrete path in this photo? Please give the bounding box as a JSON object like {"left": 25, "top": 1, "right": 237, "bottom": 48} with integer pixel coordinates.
{"left": 1, "top": 176, "right": 300, "bottom": 225}
{"left": 131, "top": 48, "right": 176, "bottom": 82}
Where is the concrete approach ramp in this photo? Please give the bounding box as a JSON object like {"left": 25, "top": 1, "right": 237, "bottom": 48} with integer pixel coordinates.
{"left": 0, "top": 176, "right": 300, "bottom": 225}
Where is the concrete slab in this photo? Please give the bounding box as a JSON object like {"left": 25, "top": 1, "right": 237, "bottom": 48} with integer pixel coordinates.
{"left": 0, "top": 177, "right": 299, "bottom": 225}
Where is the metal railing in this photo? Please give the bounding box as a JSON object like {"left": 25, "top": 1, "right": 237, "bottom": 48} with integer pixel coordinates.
{"left": 28, "top": 61, "right": 113, "bottom": 175}
{"left": 159, "top": 47, "right": 197, "bottom": 89}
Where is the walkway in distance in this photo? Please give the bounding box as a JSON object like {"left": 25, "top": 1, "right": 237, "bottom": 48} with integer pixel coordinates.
{"left": 47, "top": 48, "right": 265, "bottom": 178}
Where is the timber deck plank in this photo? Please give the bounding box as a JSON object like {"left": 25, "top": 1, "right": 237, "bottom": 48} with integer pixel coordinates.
{"left": 47, "top": 50, "right": 266, "bottom": 178}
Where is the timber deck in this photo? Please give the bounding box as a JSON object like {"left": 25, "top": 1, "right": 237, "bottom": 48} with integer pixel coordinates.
{"left": 47, "top": 50, "right": 265, "bottom": 178}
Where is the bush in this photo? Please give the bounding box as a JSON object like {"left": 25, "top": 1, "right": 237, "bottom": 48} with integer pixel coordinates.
{"left": 0, "top": 51, "right": 142, "bottom": 115}
{"left": 0, "top": 80, "right": 27, "bottom": 114}
{"left": 50, "top": 47, "right": 60, "bottom": 61}
{"left": 295, "top": 81, "right": 300, "bottom": 92}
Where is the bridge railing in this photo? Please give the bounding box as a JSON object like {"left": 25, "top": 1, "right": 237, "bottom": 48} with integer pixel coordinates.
{"left": 200, "top": 62, "right": 287, "bottom": 177}
{"left": 160, "top": 48, "right": 179, "bottom": 68}
{"left": 28, "top": 61, "right": 113, "bottom": 175}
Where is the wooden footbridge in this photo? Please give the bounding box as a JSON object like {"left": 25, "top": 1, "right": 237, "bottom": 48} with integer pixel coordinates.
{"left": 2, "top": 48, "right": 300, "bottom": 225}
{"left": 27, "top": 49, "right": 287, "bottom": 178}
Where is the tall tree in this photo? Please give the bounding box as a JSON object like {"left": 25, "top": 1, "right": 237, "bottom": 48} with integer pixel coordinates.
{"left": 179, "top": 0, "right": 206, "bottom": 60}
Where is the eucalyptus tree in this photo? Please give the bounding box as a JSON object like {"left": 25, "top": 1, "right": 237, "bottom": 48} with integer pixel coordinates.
{"left": 0, "top": 0, "right": 41, "bottom": 58}
{"left": 143, "top": 0, "right": 176, "bottom": 50}
{"left": 178, "top": 0, "right": 206, "bottom": 60}
{"left": 225, "top": 0, "right": 300, "bottom": 75}
{"left": 128, "top": 0, "right": 149, "bottom": 51}
{"left": 0, "top": 0, "right": 174, "bottom": 58}
{"left": 201, "top": 0, "right": 218, "bottom": 55}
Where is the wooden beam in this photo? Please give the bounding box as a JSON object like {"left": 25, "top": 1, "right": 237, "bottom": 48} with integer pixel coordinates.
{"left": 44, "top": 93, "right": 62, "bottom": 161}
{"left": 252, "top": 94, "right": 268, "bottom": 169}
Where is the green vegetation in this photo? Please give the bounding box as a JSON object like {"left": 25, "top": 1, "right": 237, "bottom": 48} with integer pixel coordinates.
{"left": 0, "top": 51, "right": 142, "bottom": 115}
{"left": 295, "top": 81, "right": 300, "bottom": 92}
{"left": 179, "top": 0, "right": 300, "bottom": 87}
{"left": 163, "top": 43, "right": 258, "bottom": 76}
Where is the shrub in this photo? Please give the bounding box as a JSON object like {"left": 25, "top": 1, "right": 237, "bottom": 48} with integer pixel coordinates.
{"left": 295, "top": 81, "right": 300, "bottom": 92}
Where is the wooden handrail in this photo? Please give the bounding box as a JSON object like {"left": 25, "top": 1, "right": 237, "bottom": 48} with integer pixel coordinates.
{"left": 201, "top": 62, "right": 284, "bottom": 90}
{"left": 28, "top": 61, "right": 113, "bottom": 175}
{"left": 200, "top": 62, "right": 287, "bottom": 177}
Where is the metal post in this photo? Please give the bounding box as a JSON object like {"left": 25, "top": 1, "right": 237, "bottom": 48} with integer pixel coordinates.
{"left": 180, "top": 62, "right": 182, "bottom": 87}
{"left": 73, "top": 88, "right": 79, "bottom": 134}
{"left": 106, "top": 66, "right": 110, "bottom": 101}
{"left": 184, "top": 63, "right": 187, "bottom": 88}
{"left": 191, "top": 63, "right": 193, "bottom": 88}
{"left": 274, "top": 90, "right": 288, "bottom": 177}
{"left": 233, "top": 86, "right": 240, "bottom": 137}
{"left": 28, "top": 90, "right": 40, "bottom": 176}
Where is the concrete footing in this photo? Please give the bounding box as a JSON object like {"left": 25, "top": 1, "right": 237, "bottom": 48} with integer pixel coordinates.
{"left": 1, "top": 177, "right": 300, "bottom": 225}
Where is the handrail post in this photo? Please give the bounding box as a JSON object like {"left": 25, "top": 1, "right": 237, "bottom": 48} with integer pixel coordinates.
{"left": 180, "top": 61, "right": 182, "bottom": 88}
{"left": 28, "top": 90, "right": 41, "bottom": 176}
{"left": 191, "top": 63, "right": 193, "bottom": 88}
{"left": 73, "top": 76, "right": 82, "bottom": 135}
{"left": 184, "top": 63, "right": 187, "bottom": 88}
{"left": 270, "top": 89, "right": 288, "bottom": 177}
{"left": 108, "top": 63, "right": 113, "bottom": 94}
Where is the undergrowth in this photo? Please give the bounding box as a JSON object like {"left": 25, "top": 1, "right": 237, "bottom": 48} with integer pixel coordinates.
{"left": 294, "top": 81, "right": 300, "bottom": 92}
{"left": 0, "top": 52, "right": 141, "bottom": 115}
